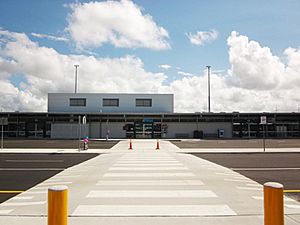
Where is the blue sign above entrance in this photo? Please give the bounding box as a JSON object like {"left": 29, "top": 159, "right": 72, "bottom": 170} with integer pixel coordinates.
{"left": 143, "top": 118, "right": 154, "bottom": 123}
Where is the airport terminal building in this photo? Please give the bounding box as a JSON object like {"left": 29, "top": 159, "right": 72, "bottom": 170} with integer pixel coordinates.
{"left": 0, "top": 93, "right": 300, "bottom": 139}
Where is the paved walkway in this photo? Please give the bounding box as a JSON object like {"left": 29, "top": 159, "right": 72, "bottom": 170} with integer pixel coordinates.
{"left": 0, "top": 140, "right": 300, "bottom": 224}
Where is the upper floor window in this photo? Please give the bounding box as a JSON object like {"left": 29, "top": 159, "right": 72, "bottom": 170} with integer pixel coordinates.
{"left": 70, "top": 98, "right": 86, "bottom": 107}
{"left": 136, "top": 99, "right": 152, "bottom": 107}
{"left": 103, "top": 98, "right": 119, "bottom": 107}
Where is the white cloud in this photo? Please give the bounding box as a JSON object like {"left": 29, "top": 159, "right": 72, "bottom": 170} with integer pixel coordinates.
{"left": 1, "top": 29, "right": 300, "bottom": 113}
{"left": 227, "top": 31, "right": 284, "bottom": 90}
{"left": 283, "top": 47, "right": 300, "bottom": 88}
{"left": 186, "top": 29, "right": 218, "bottom": 46}
{"left": 31, "top": 33, "right": 68, "bottom": 42}
{"left": 178, "top": 71, "right": 194, "bottom": 77}
{"left": 0, "top": 29, "right": 168, "bottom": 112}
{"left": 158, "top": 64, "right": 171, "bottom": 70}
{"left": 66, "top": 0, "right": 170, "bottom": 50}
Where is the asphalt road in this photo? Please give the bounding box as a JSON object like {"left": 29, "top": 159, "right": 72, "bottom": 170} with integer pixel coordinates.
{"left": 2, "top": 139, "right": 118, "bottom": 149}
{"left": 0, "top": 153, "right": 99, "bottom": 203}
{"left": 172, "top": 139, "right": 300, "bottom": 148}
{"left": 193, "top": 153, "right": 300, "bottom": 201}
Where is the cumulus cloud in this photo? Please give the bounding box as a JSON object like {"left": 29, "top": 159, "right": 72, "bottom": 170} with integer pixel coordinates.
{"left": 1, "top": 29, "right": 300, "bottom": 113}
{"left": 31, "top": 33, "right": 68, "bottom": 42}
{"left": 186, "top": 29, "right": 218, "bottom": 46}
{"left": 227, "top": 31, "right": 284, "bottom": 90}
{"left": 0, "top": 29, "right": 168, "bottom": 112}
{"left": 66, "top": 0, "right": 170, "bottom": 50}
{"left": 158, "top": 64, "right": 171, "bottom": 70}
{"left": 283, "top": 47, "right": 300, "bottom": 88}
{"left": 178, "top": 71, "right": 194, "bottom": 77}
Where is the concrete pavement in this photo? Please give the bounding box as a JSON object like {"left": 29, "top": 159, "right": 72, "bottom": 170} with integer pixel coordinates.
{"left": 0, "top": 140, "right": 300, "bottom": 224}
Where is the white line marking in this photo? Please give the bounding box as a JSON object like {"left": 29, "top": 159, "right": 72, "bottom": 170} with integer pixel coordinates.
{"left": 32, "top": 186, "right": 47, "bottom": 190}
{"left": 237, "top": 187, "right": 261, "bottom": 191}
{"left": 119, "top": 156, "right": 175, "bottom": 160}
{"left": 12, "top": 196, "right": 34, "bottom": 200}
{"left": 5, "top": 160, "right": 63, "bottom": 163}
{"left": 224, "top": 178, "right": 248, "bottom": 182}
{"left": 215, "top": 172, "right": 233, "bottom": 176}
{"left": 0, "top": 209, "right": 13, "bottom": 214}
{"left": 96, "top": 180, "right": 204, "bottom": 186}
{"left": 233, "top": 176, "right": 248, "bottom": 180}
{"left": 252, "top": 196, "right": 263, "bottom": 200}
{"left": 56, "top": 175, "right": 80, "bottom": 178}
{"left": 25, "top": 191, "right": 47, "bottom": 194}
{"left": 103, "top": 172, "right": 195, "bottom": 177}
{"left": 252, "top": 196, "right": 295, "bottom": 202}
{"left": 72, "top": 205, "right": 236, "bottom": 216}
{"left": 87, "top": 190, "right": 216, "bottom": 198}
{"left": 109, "top": 167, "right": 189, "bottom": 171}
{"left": 284, "top": 198, "right": 298, "bottom": 202}
{"left": 116, "top": 160, "right": 179, "bottom": 164}
{"left": 119, "top": 160, "right": 177, "bottom": 161}
{"left": 39, "top": 181, "right": 72, "bottom": 186}
{"left": 41, "top": 179, "right": 62, "bottom": 183}
{"left": 1, "top": 201, "right": 46, "bottom": 206}
{"left": 118, "top": 159, "right": 176, "bottom": 161}
{"left": 113, "top": 163, "right": 183, "bottom": 166}
{"left": 119, "top": 157, "right": 176, "bottom": 160}
{"left": 246, "top": 183, "right": 261, "bottom": 187}
{"left": 285, "top": 204, "right": 300, "bottom": 209}
{"left": 233, "top": 168, "right": 300, "bottom": 171}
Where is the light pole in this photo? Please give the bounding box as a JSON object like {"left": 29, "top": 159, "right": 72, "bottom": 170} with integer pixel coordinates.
{"left": 74, "top": 65, "right": 79, "bottom": 94}
{"left": 206, "top": 66, "right": 211, "bottom": 112}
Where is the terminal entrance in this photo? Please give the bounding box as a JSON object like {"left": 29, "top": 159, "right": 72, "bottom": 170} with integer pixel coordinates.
{"left": 135, "top": 122, "right": 153, "bottom": 139}
{"left": 124, "top": 119, "right": 163, "bottom": 139}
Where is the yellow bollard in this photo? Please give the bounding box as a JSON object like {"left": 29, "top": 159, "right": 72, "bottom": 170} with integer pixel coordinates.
{"left": 264, "top": 182, "right": 284, "bottom": 225}
{"left": 48, "top": 185, "right": 68, "bottom": 225}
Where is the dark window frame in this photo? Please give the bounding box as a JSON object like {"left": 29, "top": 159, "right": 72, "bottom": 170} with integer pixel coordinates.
{"left": 103, "top": 98, "right": 119, "bottom": 107}
{"left": 136, "top": 99, "right": 152, "bottom": 107}
{"left": 69, "top": 98, "right": 86, "bottom": 107}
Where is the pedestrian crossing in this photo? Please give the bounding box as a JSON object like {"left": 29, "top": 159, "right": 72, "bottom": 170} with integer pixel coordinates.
{"left": 72, "top": 150, "right": 237, "bottom": 216}
{"left": 2, "top": 140, "right": 300, "bottom": 219}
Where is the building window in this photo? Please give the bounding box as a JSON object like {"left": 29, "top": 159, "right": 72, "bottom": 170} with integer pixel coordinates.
{"left": 70, "top": 98, "right": 86, "bottom": 107}
{"left": 103, "top": 98, "right": 119, "bottom": 107}
{"left": 136, "top": 99, "right": 152, "bottom": 107}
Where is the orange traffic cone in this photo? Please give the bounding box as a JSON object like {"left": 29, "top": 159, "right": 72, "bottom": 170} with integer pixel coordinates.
{"left": 156, "top": 139, "right": 160, "bottom": 150}
{"left": 129, "top": 139, "right": 133, "bottom": 150}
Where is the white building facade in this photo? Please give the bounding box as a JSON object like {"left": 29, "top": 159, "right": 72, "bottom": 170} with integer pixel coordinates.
{"left": 46, "top": 93, "right": 232, "bottom": 139}
{"left": 48, "top": 93, "right": 174, "bottom": 113}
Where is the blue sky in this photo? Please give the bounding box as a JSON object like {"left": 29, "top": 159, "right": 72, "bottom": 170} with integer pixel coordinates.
{"left": 1, "top": 0, "right": 299, "bottom": 76}
{"left": 1, "top": 0, "right": 300, "bottom": 112}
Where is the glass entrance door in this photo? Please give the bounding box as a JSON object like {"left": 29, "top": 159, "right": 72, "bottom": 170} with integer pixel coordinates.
{"left": 134, "top": 122, "right": 153, "bottom": 138}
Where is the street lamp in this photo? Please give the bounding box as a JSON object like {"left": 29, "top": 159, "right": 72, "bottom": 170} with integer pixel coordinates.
{"left": 206, "top": 66, "right": 211, "bottom": 112}
{"left": 74, "top": 65, "right": 79, "bottom": 94}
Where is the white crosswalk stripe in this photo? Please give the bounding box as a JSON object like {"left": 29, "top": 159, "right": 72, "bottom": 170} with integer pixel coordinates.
{"left": 11, "top": 196, "right": 34, "bottom": 200}
{"left": 0, "top": 209, "right": 13, "bottom": 214}
{"left": 109, "top": 167, "right": 189, "bottom": 171}
{"left": 87, "top": 190, "right": 217, "bottom": 198}
{"left": 115, "top": 161, "right": 180, "bottom": 163}
{"left": 103, "top": 172, "right": 196, "bottom": 177}
{"left": 72, "top": 205, "right": 237, "bottom": 216}
{"left": 96, "top": 180, "right": 204, "bottom": 186}
{"left": 1, "top": 201, "right": 46, "bottom": 206}
{"left": 113, "top": 163, "right": 183, "bottom": 166}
